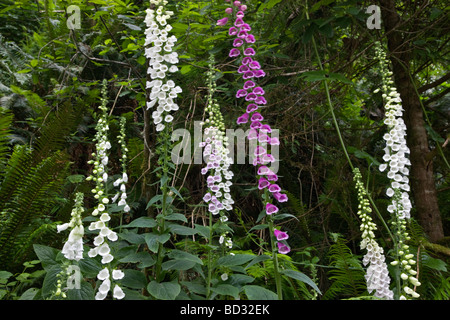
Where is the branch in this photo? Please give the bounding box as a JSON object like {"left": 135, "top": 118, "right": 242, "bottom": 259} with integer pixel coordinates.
{"left": 424, "top": 86, "right": 450, "bottom": 105}
{"left": 418, "top": 72, "right": 450, "bottom": 93}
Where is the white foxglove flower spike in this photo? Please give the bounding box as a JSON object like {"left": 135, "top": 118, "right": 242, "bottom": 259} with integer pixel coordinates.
{"left": 145, "top": 0, "right": 181, "bottom": 132}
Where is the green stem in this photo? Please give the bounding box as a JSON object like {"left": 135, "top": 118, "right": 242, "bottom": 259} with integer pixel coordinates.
{"left": 206, "top": 210, "right": 213, "bottom": 300}
{"left": 154, "top": 129, "right": 171, "bottom": 282}
{"left": 264, "top": 189, "right": 283, "bottom": 300}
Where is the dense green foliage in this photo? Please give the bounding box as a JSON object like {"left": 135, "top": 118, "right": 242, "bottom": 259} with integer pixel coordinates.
{"left": 0, "top": 0, "right": 449, "bottom": 301}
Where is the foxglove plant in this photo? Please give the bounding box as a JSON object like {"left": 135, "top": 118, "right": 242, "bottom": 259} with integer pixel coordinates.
{"left": 144, "top": 0, "right": 182, "bottom": 132}
{"left": 200, "top": 56, "right": 236, "bottom": 299}
{"left": 111, "top": 117, "right": 130, "bottom": 216}
{"left": 200, "top": 56, "right": 235, "bottom": 248}
{"left": 353, "top": 168, "right": 393, "bottom": 300}
{"left": 85, "top": 81, "right": 125, "bottom": 300}
{"left": 219, "top": 0, "right": 289, "bottom": 299}
{"left": 374, "top": 41, "right": 420, "bottom": 299}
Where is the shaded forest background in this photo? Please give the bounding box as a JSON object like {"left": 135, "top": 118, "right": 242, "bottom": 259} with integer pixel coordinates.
{"left": 0, "top": 0, "right": 449, "bottom": 299}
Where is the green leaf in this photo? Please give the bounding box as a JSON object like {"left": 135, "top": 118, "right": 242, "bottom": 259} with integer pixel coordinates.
{"left": 66, "top": 281, "right": 95, "bottom": 300}
{"left": 0, "top": 271, "right": 13, "bottom": 280}
{"left": 78, "top": 255, "right": 102, "bottom": 278}
{"left": 168, "top": 250, "right": 203, "bottom": 265}
{"left": 243, "top": 285, "right": 278, "bottom": 300}
{"left": 146, "top": 194, "right": 163, "bottom": 209}
{"left": 245, "top": 255, "right": 271, "bottom": 269}
{"left": 211, "top": 284, "right": 240, "bottom": 299}
{"left": 147, "top": 281, "right": 180, "bottom": 300}
{"left": 19, "top": 288, "right": 39, "bottom": 300}
{"left": 144, "top": 232, "right": 171, "bottom": 253}
{"left": 281, "top": 269, "right": 322, "bottom": 294}
{"left": 119, "top": 231, "right": 145, "bottom": 244}
{"left": 33, "top": 245, "right": 59, "bottom": 271}
{"left": 122, "top": 216, "right": 157, "bottom": 228}
{"left": 347, "top": 146, "right": 380, "bottom": 166}
{"left": 163, "top": 213, "right": 188, "bottom": 223}
{"left": 119, "top": 251, "right": 156, "bottom": 268}
{"left": 120, "top": 269, "right": 147, "bottom": 289}
{"left": 169, "top": 186, "right": 184, "bottom": 201}
{"left": 67, "top": 174, "right": 85, "bottom": 183}
{"left": 162, "top": 259, "right": 196, "bottom": 271}
{"left": 41, "top": 265, "right": 62, "bottom": 298}
{"left": 168, "top": 224, "right": 198, "bottom": 236}
{"left": 216, "top": 254, "right": 255, "bottom": 267}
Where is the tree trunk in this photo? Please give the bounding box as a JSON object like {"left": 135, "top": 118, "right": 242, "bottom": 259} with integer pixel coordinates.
{"left": 379, "top": 0, "right": 444, "bottom": 242}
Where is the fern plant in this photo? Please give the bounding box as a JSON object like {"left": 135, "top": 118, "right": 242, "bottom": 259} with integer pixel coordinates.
{"left": 323, "top": 238, "right": 368, "bottom": 299}
{"left": 0, "top": 145, "right": 70, "bottom": 271}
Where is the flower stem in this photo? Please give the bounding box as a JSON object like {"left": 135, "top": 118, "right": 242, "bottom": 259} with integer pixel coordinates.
{"left": 264, "top": 189, "right": 283, "bottom": 300}
{"left": 206, "top": 210, "right": 213, "bottom": 299}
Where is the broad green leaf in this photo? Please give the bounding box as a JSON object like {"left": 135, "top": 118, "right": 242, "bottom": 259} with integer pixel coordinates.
{"left": 41, "top": 265, "right": 62, "bottom": 298}
{"left": 19, "top": 288, "right": 39, "bottom": 300}
{"left": 147, "top": 281, "right": 180, "bottom": 300}
{"left": 0, "top": 271, "right": 13, "bottom": 280}
{"left": 33, "top": 245, "right": 59, "bottom": 271}
{"left": 119, "top": 231, "right": 145, "bottom": 244}
{"left": 122, "top": 216, "right": 157, "bottom": 228}
{"left": 144, "top": 232, "right": 171, "bottom": 253}
{"left": 211, "top": 284, "right": 240, "bottom": 299}
{"left": 119, "top": 251, "right": 156, "bottom": 268}
{"left": 168, "top": 250, "right": 203, "bottom": 265}
{"left": 163, "top": 213, "right": 188, "bottom": 223}
{"left": 162, "top": 259, "right": 196, "bottom": 271}
{"left": 168, "top": 224, "right": 198, "bottom": 236}
{"left": 243, "top": 285, "right": 278, "bottom": 300}
{"left": 281, "top": 269, "right": 322, "bottom": 294}
{"left": 120, "top": 269, "right": 147, "bottom": 289}
{"left": 66, "top": 281, "right": 95, "bottom": 300}
{"left": 216, "top": 254, "right": 255, "bottom": 267}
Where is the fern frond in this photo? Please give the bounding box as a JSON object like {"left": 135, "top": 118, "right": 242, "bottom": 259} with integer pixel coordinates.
{"left": 0, "top": 148, "right": 69, "bottom": 270}
{"left": 0, "top": 107, "right": 13, "bottom": 165}
{"left": 323, "top": 238, "right": 367, "bottom": 300}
